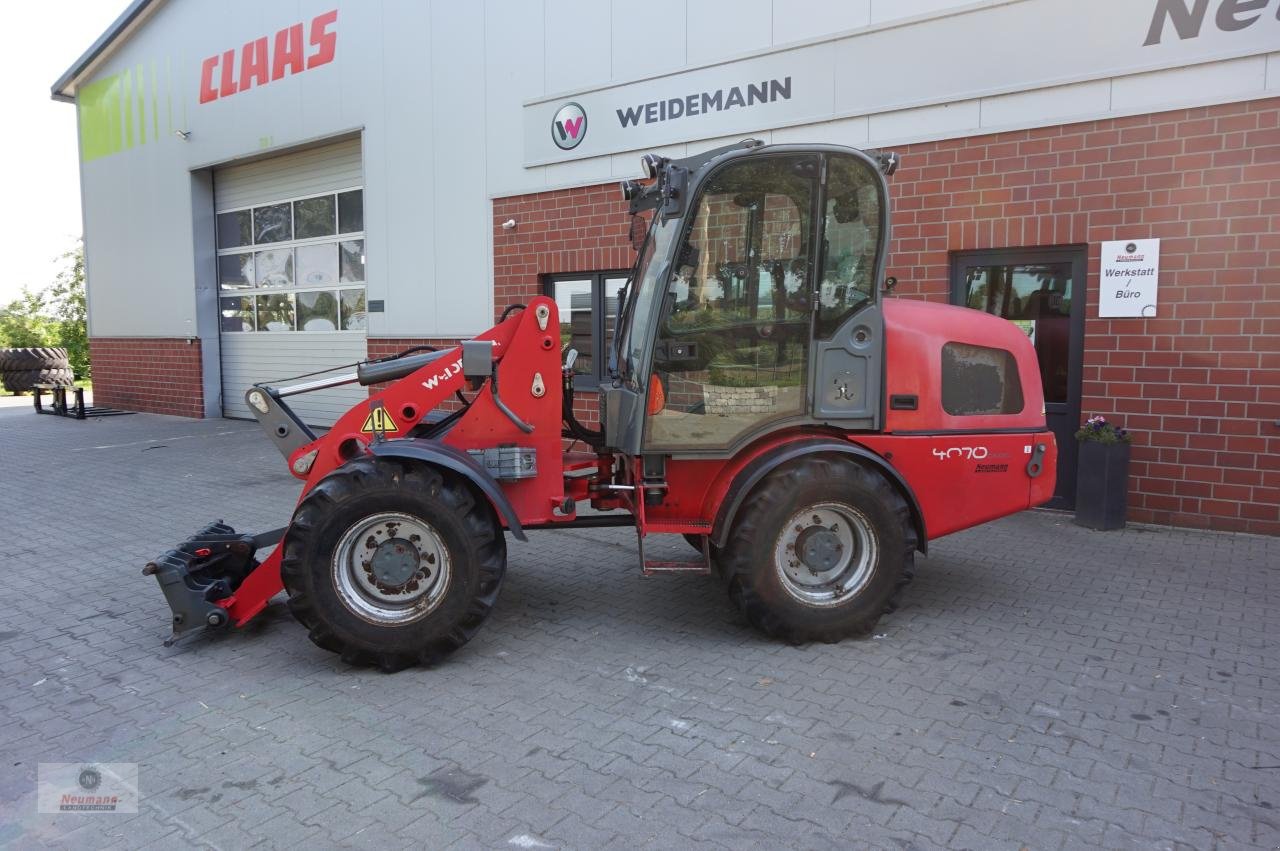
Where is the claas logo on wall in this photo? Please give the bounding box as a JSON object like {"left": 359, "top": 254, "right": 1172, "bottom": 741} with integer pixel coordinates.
{"left": 199, "top": 10, "right": 338, "bottom": 104}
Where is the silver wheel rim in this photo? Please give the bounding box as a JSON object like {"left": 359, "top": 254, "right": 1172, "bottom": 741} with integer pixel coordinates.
{"left": 773, "top": 502, "right": 877, "bottom": 607}
{"left": 332, "top": 511, "right": 451, "bottom": 625}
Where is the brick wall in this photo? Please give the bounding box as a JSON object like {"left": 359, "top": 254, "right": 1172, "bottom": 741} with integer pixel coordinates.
{"left": 491, "top": 96, "right": 1280, "bottom": 535}
{"left": 88, "top": 337, "right": 204, "bottom": 418}
{"left": 493, "top": 184, "right": 635, "bottom": 428}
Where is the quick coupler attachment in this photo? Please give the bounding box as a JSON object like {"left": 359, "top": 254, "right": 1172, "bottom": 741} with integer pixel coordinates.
{"left": 142, "top": 521, "right": 262, "bottom": 647}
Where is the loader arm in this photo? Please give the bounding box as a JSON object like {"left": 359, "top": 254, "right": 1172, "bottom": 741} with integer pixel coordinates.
{"left": 146, "top": 298, "right": 569, "bottom": 642}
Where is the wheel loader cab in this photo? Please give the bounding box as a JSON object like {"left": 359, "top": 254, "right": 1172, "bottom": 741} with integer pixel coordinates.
{"left": 604, "top": 142, "right": 891, "bottom": 457}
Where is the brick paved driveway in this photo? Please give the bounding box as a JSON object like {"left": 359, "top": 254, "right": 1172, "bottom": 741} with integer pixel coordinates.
{"left": 1, "top": 407, "right": 1277, "bottom": 850}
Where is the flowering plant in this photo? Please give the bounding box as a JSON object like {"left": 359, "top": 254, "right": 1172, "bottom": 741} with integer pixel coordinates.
{"left": 1075, "top": 415, "right": 1132, "bottom": 444}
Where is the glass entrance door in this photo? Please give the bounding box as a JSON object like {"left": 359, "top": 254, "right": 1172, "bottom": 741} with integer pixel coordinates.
{"left": 951, "top": 246, "right": 1086, "bottom": 508}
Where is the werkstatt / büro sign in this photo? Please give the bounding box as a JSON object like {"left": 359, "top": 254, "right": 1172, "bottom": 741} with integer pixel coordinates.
{"left": 1099, "top": 239, "right": 1160, "bottom": 318}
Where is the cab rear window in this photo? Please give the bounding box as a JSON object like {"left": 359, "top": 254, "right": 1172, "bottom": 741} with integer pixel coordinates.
{"left": 941, "top": 343, "right": 1024, "bottom": 416}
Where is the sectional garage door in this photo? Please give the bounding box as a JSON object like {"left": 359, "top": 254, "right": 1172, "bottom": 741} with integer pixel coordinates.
{"left": 214, "top": 137, "right": 367, "bottom": 425}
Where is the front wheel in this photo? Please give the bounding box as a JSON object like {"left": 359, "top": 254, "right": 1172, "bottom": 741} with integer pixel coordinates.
{"left": 281, "top": 457, "right": 506, "bottom": 671}
{"left": 719, "top": 456, "right": 914, "bottom": 643}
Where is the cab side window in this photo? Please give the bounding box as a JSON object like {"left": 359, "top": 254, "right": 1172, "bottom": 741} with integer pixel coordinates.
{"left": 817, "top": 155, "right": 881, "bottom": 338}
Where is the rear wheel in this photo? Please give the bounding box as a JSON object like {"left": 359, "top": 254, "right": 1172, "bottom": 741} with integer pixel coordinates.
{"left": 719, "top": 456, "right": 914, "bottom": 643}
{"left": 282, "top": 456, "right": 506, "bottom": 671}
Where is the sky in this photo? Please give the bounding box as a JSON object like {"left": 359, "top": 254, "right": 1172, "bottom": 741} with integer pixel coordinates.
{"left": 0, "top": 1, "right": 127, "bottom": 304}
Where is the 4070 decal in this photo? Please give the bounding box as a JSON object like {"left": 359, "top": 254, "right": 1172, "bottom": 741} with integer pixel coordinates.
{"left": 932, "top": 446, "right": 989, "bottom": 460}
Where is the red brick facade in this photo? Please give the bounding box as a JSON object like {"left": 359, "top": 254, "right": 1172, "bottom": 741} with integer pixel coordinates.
{"left": 492, "top": 97, "right": 1280, "bottom": 536}
{"left": 87, "top": 337, "right": 205, "bottom": 418}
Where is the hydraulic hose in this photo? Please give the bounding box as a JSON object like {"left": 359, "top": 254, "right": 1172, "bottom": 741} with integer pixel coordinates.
{"left": 562, "top": 375, "right": 604, "bottom": 448}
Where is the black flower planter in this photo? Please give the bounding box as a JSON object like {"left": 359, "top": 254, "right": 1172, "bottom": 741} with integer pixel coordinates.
{"left": 1074, "top": 441, "right": 1131, "bottom": 530}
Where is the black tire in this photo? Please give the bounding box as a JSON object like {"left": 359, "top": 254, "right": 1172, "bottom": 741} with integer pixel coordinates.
{"left": 0, "top": 347, "right": 69, "bottom": 371}
{"left": 281, "top": 456, "right": 507, "bottom": 671}
{"left": 2, "top": 367, "right": 74, "bottom": 394}
{"left": 719, "top": 456, "right": 915, "bottom": 644}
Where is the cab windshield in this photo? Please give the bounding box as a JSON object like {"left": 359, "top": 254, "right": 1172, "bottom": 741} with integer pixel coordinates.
{"left": 614, "top": 213, "right": 678, "bottom": 381}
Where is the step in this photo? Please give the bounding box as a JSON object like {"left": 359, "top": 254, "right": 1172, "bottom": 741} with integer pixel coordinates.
{"left": 642, "top": 560, "right": 711, "bottom": 576}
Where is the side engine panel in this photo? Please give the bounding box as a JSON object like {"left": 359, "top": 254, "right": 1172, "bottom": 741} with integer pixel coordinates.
{"left": 881, "top": 298, "right": 1047, "bottom": 435}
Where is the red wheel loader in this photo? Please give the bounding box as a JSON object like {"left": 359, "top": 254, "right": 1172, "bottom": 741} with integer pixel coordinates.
{"left": 145, "top": 141, "right": 1057, "bottom": 670}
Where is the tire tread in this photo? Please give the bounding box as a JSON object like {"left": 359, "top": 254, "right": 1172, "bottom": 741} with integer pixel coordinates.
{"left": 719, "top": 455, "right": 915, "bottom": 644}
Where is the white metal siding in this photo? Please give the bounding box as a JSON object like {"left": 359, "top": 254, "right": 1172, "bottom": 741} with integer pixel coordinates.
{"left": 215, "top": 137, "right": 366, "bottom": 426}
{"left": 220, "top": 333, "right": 367, "bottom": 425}
{"left": 213, "top": 136, "right": 362, "bottom": 211}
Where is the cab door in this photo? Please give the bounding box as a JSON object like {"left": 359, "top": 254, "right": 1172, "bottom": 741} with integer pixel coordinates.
{"left": 810, "top": 153, "right": 886, "bottom": 428}
{"left": 644, "top": 153, "right": 819, "bottom": 453}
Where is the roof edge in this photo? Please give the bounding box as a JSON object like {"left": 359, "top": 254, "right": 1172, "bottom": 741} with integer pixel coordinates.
{"left": 50, "top": 0, "right": 162, "bottom": 103}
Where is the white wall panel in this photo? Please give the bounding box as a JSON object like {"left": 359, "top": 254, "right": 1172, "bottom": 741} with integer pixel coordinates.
{"left": 771, "top": 115, "right": 869, "bottom": 146}
{"left": 545, "top": 0, "right": 612, "bottom": 93}
{"left": 686, "top": 0, "right": 772, "bottom": 66}
{"left": 1111, "top": 56, "right": 1269, "bottom": 113}
{"left": 374, "top": 0, "right": 434, "bottom": 338}
{"left": 871, "top": 0, "right": 974, "bottom": 24}
{"left": 428, "top": 2, "right": 491, "bottom": 334}
{"left": 1269, "top": 53, "right": 1280, "bottom": 91}
{"left": 773, "top": 0, "right": 869, "bottom": 45}
{"left": 868, "top": 101, "right": 981, "bottom": 144}
{"left": 979, "top": 80, "right": 1111, "bottom": 130}
{"left": 486, "top": 1, "right": 548, "bottom": 196}
{"left": 612, "top": 0, "right": 686, "bottom": 78}
{"left": 543, "top": 154, "right": 615, "bottom": 191}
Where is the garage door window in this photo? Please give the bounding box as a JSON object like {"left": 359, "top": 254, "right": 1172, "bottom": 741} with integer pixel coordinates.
{"left": 217, "top": 188, "right": 365, "bottom": 332}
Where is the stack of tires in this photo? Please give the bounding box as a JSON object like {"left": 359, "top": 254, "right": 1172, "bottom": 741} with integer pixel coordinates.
{"left": 0, "top": 347, "right": 74, "bottom": 394}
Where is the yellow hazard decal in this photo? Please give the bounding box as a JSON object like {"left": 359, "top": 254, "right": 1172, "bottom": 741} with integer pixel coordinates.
{"left": 360, "top": 408, "right": 400, "bottom": 433}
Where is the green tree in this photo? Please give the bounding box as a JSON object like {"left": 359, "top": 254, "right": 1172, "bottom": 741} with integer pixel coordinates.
{"left": 48, "top": 243, "right": 89, "bottom": 378}
{"left": 0, "top": 288, "right": 58, "bottom": 347}
{"left": 0, "top": 241, "right": 90, "bottom": 378}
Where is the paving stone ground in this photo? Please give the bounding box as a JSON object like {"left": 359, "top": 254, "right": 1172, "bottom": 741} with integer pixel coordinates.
{"left": 0, "top": 405, "right": 1277, "bottom": 850}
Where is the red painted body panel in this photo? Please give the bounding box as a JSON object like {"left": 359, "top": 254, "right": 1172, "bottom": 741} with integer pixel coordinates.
{"left": 881, "top": 299, "right": 1047, "bottom": 434}
{"left": 223, "top": 294, "right": 1058, "bottom": 627}
{"left": 225, "top": 298, "right": 570, "bottom": 625}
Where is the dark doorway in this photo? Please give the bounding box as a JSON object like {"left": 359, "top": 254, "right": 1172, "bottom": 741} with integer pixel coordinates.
{"left": 951, "top": 246, "right": 1086, "bottom": 509}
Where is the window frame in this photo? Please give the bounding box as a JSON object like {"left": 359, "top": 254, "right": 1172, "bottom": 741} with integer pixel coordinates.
{"left": 216, "top": 185, "right": 366, "bottom": 334}
{"left": 543, "top": 269, "right": 630, "bottom": 390}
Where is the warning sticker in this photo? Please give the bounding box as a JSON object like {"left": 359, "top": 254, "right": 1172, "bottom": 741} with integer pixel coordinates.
{"left": 360, "top": 407, "right": 400, "bottom": 433}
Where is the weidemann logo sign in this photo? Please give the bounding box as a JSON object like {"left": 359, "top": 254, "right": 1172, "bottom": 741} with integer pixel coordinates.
{"left": 615, "top": 77, "right": 792, "bottom": 129}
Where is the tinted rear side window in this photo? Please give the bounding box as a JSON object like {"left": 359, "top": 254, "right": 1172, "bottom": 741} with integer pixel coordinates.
{"left": 941, "top": 343, "right": 1024, "bottom": 415}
